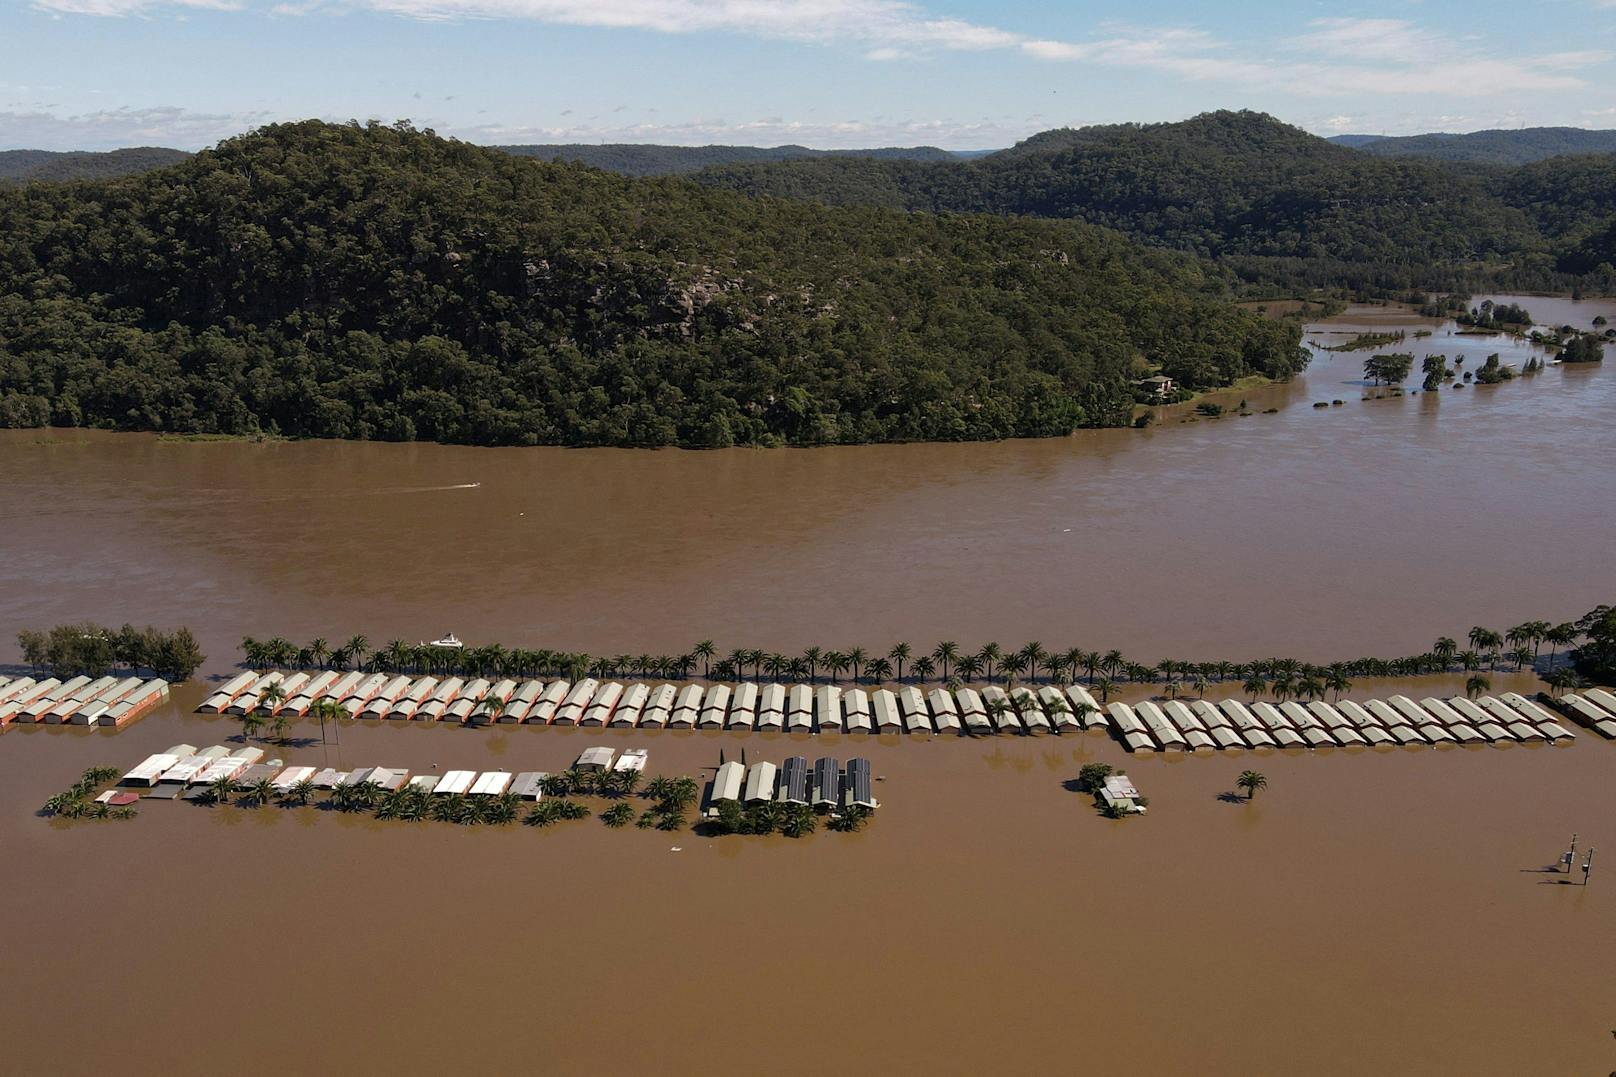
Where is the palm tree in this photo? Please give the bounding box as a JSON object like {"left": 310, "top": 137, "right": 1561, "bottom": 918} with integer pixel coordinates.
{"left": 824, "top": 651, "right": 849, "bottom": 683}
{"left": 1236, "top": 770, "right": 1267, "bottom": 800}
{"left": 888, "top": 643, "right": 911, "bottom": 682}
{"left": 1001, "top": 653, "right": 1028, "bottom": 687}
{"left": 1020, "top": 642, "right": 1047, "bottom": 682}
{"left": 1191, "top": 673, "right": 1209, "bottom": 699}
{"left": 307, "top": 698, "right": 340, "bottom": 745}
{"left": 1093, "top": 676, "right": 1117, "bottom": 704}
{"left": 911, "top": 655, "right": 936, "bottom": 683}
{"left": 1297, "top": 674, "right": 1324, "bottom": 701}
{"left": 763, "top": 653, "right": 788, "bottom": 680}
{"left": 864, "top": 657, "right": 892, "bottom": 684}
{"left": 801, "top": 646, "right": 822, "bottom": 683}
{"left": 1457, "top": 650, "right": 1482, "bottom": 672}
{"left": 1100, "top": 649, "right": 1125, "bottom": 678}
{"left": 726, "top": 649, "right": 748, "bottom": 681}
{"left": 1545, "top": 666, "right": 1587, "bottom": 697}
{"left": 1465, "top": 674, "right": 1491, "bottom": 700}
{"left": 846, "top": 648, "right": 867, "bottom": 683}
{"left": 985, "top": 697, "right": 1011, "bottom": 731}
{"left": 308, "top": 637, "right": 330, "bottom": 669}
{"left": 473, "top": 695, "right": 506, "bottom": 727}
{"left": 259, "top": 682, "right": 286, "bottom": 717}
{"left": 932, "top": 641, "right": 959, "bottom": 682}
{"left": 1324, "top": 667, "right": 1351, "bottom": 701}
{"left": 1509, "top": 645, "right": 1533, "bottom": 671}
{"left": 240, "top": 711, "right": 266, "bottom": 742}
{"left": 281, "top": 779, "right": 315, "bottom": 807}
{"left": 955, "top": 654, "right": 981, "bottom": 683}
{"left": 1045, "top": 695, "right": 1073, "bottom": 730}
{"left": 208, "top": 775, "right": 238, "bottom": 806}
{"left": 1544, "top": 623, "right": 1577, "bottom": 667}
{"left": 245, "top": 777, "right": 277, "bottom": 808}
{"left": 693, "top": 640, "right": 716, "bottom": 679}
{"left": 270, "top": 710, "right": 292, "bottom": 743}
{"left": 344, "top": 635, "right": 369, "bottom": 672}
{"left": 978, "top": 643, "right": 1002, "bottom": 681}
{"left": 1433, "top": 637, "right": 1458, "bottom": 668}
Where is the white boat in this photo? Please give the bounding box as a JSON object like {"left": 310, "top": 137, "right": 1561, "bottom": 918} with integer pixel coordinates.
{"left": 421, "top": 633, "right": 465, "bottom": 650}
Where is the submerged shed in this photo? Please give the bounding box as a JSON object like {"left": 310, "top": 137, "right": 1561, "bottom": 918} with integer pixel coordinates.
{"left": 528, "top": 679, "right": 569, "bottom": 724}
{"left": 786, "top": 684, "right": 812, "bottom": 733}
{"left": 582, "top": 681, "right": 625, "bottom": 727}
{"left": 743, "top": 761, "right": 778, "bottom": 803}
{"left": 841, "top": 688, "right": 873, "bottom": 734}
{"left": 896, "top": 686, "right": 930, "bottom": 734}
{"left": 843, "top": 757, "right": 878, "bottom": 810}
{"left": 610, "top": 683, "right": 650, "bottom": 727}
{"left": 671, "top": 684, "right": 705, "bottom": 729}
{"left": 728, "top": 682, "right": 759, "bottom": 731}
{"left": 706, "top": 760, "right": 744, "bottom": 813}
{"left": 1106, "top": 703, "right": 1156, "bottom": 752}
{"left": 1136, "top": 701, "right": 1189, "bottom": 751}
{"left": 640, "top": 684, "right": 676, "bottom": 728}
{"left": 699, "top": 684, "right": 732, "bottom": 729}
{"left": 811, "top": 756, "right": 841, "bottom": 807}
{"left": 779, "top": 756, "right": 809, "bottom": 805}
{"left": 815, "top": 685, "right": 843, "bottom": 733}
{"left": 925, "top": 688, "right": 963, "bottom": 735}
{"left": 871, "top": 689, "right": 902, "bottom": 733}
{"left": 1218, "top": 700, "right": 1278, "bottom": 749}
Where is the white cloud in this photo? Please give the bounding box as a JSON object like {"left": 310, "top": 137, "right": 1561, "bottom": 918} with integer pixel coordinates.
{"left": 32, "top": 0, "right": 239, "bottom": 13}
{"left": 0, "top": 105, "right": 269, "bottom": 149}
{"left": 450, "top": 113, "right": 1021, "bottom": 148}
{"left": 1021, "top": 19, "right": 1607, "bottom": 99}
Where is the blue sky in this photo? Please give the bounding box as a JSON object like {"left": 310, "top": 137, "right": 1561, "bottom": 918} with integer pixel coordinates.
{"left": 5, "top": 0, "right": 1616, "bottom": 150}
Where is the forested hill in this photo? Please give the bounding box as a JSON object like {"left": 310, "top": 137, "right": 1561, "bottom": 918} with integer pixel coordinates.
{"left": 0, "top": 147, "right": 192, "bottom": 184}
{"left": 0, "top": 120, "right": 1305, "bottom": 448}
{"left": 497, "top": 142, "right": 960, "bottom": 176}
{"left": 692, "top": 111, "right": 1616, "bottom": 293}
{"left": 1332, "top": 127, "right": 1616, "bottom": 166}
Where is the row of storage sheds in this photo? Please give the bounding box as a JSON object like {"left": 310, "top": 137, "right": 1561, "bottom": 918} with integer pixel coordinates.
{"left": 0, "top": 674, "right": 168, "bottom": 729}
{"left": 1108, "top": 694, "right": 1576, "bottom": 752}
{"left": 709, "top": 756, "right": 878, "bottom": 813}
{"left": 195, "top": 671, "right": 1116, "bottom": 735}
{"left": 1550, "top": 691, "right": 1616, "bottom": 738}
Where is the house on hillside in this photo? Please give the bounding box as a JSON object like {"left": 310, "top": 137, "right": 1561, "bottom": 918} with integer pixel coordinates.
{"left": 1136, "top": 375, "right": 1176, "bottom": 398}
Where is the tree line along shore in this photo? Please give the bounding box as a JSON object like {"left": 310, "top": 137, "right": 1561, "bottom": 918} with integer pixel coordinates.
{"left": 231, "top": 608, "right": 1615, "bottom": 703}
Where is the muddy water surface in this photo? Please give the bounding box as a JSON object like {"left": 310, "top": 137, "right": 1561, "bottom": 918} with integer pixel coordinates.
{"left": 2, "top": 296, "right": 1613, "bottom": 673}
{"left": 2, "top": 293, "right": 1615, "bottom": 1075}
{"left": 4, "top": 691, "right": 1615, "bottom": 1075}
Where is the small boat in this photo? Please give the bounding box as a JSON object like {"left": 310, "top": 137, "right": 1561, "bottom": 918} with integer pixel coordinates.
{"left": 421, "top": 633, "right": 465, "bottom": 650}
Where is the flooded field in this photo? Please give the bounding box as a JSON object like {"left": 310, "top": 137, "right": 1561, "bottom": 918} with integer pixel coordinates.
{"left": 2, "top": 293, "right": 1614, "bottom": 1074}
{"left": 5, "top": 688, "right": 1616, "bottom": 1075}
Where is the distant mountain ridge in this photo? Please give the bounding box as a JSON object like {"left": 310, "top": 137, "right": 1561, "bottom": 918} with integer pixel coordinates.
{"left": 691, "top": 110, "right": 1616, "bottom": 291}
{"left": 497, "top": 142, "right": 968, "bottom": 177}
{"left": 1328, "top": 127, "right": 1616, "bottom": 166}
{"left": 0, "top": 147, "right": 192, "bottom": 184}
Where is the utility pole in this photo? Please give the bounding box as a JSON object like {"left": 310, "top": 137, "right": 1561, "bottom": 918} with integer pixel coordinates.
{"left": 1561, "top": 833, "right": 1578, "bottom": 873}
{"left": 1581, "top": 848, "right": 1594, "bottom": 887}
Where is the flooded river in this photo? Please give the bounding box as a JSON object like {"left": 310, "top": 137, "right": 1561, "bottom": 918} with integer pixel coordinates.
{"left": 2, "top": 293, "right": 1615, "bottom": 1075}
{"left": 1, "top": 295, "right": 1612, "bottom": 675}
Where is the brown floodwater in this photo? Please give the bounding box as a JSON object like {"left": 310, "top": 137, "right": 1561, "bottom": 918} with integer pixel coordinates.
{"left": 3, "top": 294, "right": 1615, "bottom": 1074}
{"left": 1, "top": 294, "right": 1613, "bottom": 677}
{"left": 4, "top": 688, "right": 1616, "bottom": 1075}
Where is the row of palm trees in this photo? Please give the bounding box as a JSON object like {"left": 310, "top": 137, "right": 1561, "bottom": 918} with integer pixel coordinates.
{"left": 239, "top": 623, "right": 1585, "bottom": 699}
